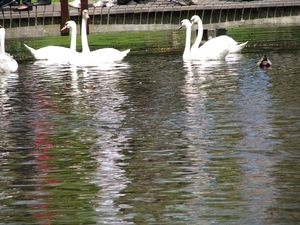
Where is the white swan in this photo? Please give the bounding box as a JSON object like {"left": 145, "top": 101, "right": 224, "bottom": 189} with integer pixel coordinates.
{"left": 178, "top": 19, "right": 229, "bottom": 61}
{"left": 23, "top": 42, "right": 73, "bottom": 62}
{"left": 79, "top": 9, "right": 130, "bottom": 63}
{"left": 0, "top": 26, "right": 18, "bottom": 73}
{"left": 23, "top": 21, "right": 79, "bottom": 63}
{"left": 60, "top": 20, "right": 80, "bottom": 61}
{"left": 190, "top": 15, "right": 248, "bottom": 54}
{"left": 81, "top": 9, "right": 90, "bottom": 54}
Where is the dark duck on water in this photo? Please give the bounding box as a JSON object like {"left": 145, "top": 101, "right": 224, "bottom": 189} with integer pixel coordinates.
{"left": 257, "top": 55, "right": 272, "bottom": 67}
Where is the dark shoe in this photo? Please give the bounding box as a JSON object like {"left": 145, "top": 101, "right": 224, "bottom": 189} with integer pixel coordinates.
{"left": 13, "top": 5, "right": 32, "bottom": 11}
{"left": 9, "top": 0, "right": 19, "bottom": 6}
{"left": 0, "top": 0, "right": 16, "bottom": 8}
{"left": 33, "top": 0, "right": 51, "bottom": 6}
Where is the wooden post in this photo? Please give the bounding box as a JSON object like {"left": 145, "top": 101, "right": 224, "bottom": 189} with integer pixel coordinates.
{"left": 81, "top": 0, "right": 89, "bottom": 34}
{"left": 61, "top": 0, "right": 69, "bottom": 36}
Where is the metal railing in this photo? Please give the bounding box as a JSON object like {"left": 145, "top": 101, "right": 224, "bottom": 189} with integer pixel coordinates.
{"left": 2, "top": 0, "right": 300, "bottom": 39}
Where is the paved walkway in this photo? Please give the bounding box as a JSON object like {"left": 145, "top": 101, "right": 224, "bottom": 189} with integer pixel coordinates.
{"left": 2, "top": 0, "right": 300, "bottom": 39}
{"left": 1, "top": 0, "right": 300, "bottom": 19}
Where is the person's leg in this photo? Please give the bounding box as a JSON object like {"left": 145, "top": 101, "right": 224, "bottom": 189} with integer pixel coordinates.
{"left": 68, "top": 0, "right": 81, "bottom": 8}
{"left": 22, "top": 0, "right": 32, "bottom": 7}
{"left": 0, "top": 0, "right": 15, "bottom": 8}
{"left": 14, "top": 0, "right": 32, "bottom": 11}
{"left": 9, "top": 0, "right": 20, "bottom": 6}
{"left": 33, "top": 0, "right": 51, "bottom": 6}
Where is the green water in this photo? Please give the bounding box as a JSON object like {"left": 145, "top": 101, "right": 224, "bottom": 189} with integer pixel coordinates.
{"left": 1, "top": 27, "right": 300, "bottom": 224}
{"left": 1, "top": 46, "right": 300, "bottom": 224}
{"left": 6, "top": 25, "right": 300, "bottom": 60}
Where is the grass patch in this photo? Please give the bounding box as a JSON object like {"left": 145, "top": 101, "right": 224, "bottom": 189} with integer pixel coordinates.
{"left": 226, "top": 26, "right": 300, "bottom": 47}
{"left": 8, "top": 25, "right": 300, "bottom": 59}
{"left": 16, "top": 30, "right": 185, "bottom": 59}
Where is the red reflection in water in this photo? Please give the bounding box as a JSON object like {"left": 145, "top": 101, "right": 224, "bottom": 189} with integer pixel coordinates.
{"left": 28, "top": 94, "right": 61, "bottom": 224}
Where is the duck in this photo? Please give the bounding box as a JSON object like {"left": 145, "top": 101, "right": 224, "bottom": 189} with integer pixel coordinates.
{"left": 257, "top": 55, "right": 272, "bottom": 67}
{"left": 190, "top": 15, "right": 248, "bottom": 54}
{"left": 0, "top": 25, "right": 18, "bottom": 73}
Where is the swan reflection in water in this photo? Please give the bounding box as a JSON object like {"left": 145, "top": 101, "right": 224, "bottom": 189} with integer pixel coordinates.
{"left": 32, "top": 58, "right": 132, "bottom": 223}
{"left": 0, "top": 72, "right": 10, "bottom": 96}
{"left": 67, "top": 61, "right": 132, "bottom": 224}
{"left": 33, "top": 59, "right": 130, "bottom": 71}
{"left": 181, "top": 57, "right": 247, "bottom": 218}
{"left": 184, "top": 53, "right": 276, "bottom": 222}
{"left": 0, "top": 72, "right": 18, "bottom": 105}
{"left": 183, "top": 52, "right": 244, "bottom": 81}
{"left": 181, "top": 60, "right": 225, "bottom": 217}
{"left": 233, "top": 59, "right": 277, "bottom": 223}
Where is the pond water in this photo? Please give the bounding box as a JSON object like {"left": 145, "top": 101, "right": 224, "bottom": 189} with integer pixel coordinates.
{"left": 0, "top": 46, "right": 300, "bottom": 224}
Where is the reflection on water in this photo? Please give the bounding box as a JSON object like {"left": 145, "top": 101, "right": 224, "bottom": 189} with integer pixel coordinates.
{"left": 0, "top": 48, "right": 300, "bottom": 224}
{"left": 235, "top": 59, "right": 276, "bottom": 224}
{"left": 87, "top": 63, "right": 132, "bottom": 224}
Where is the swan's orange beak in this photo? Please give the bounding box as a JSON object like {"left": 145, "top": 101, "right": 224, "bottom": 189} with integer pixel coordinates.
{"left": 61, "top": 25, "right": 68, "bottom": 31}
{"left": 177, "top": 24, "right": 183, "bottom": 30}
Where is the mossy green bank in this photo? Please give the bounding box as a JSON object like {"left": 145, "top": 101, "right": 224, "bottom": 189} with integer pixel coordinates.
{"left": 8, "top": 25, "right": 300, "bottom": 60}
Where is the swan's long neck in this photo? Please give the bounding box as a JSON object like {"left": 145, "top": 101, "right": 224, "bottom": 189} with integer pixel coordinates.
{"left": 0, "top": 28, "right": 5, "bottom": 55}
{"left": 191, "top": 18, "right": 203, "bottom": 53}
{"left": 183, "top": 25, "right": 191, "bottom": 59}
{"left": 70, "top": 25, "right": 77, "bottom": 53}
{"left": 81, "top": 17, "right": 90, "bottom": 53}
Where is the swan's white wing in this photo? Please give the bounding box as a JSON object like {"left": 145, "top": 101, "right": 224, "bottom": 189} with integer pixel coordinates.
{"left": 24, "top": 44, "right": 71, "bottom": 62}
{"left": 77, "top": 10, "right": 130, "bottom": 65}
{"left": 69, "top": 48, "right": 130, "bottom": 66}
{"left": 0, "top": 54, "right": 18, "bottom": 73}
{"left": 90, "top": 48, "right": 130, "bottom": 62}
{"left": 229, "top": 41, "right": 248, "bottom": 53}
{"left": 0, "top": 27, "right": 18, "bottom": 73}
{"left": 192, "top": 37, "right": 230, "bottom": 60}
{"left": 210, "top": 36, "right": 248, "bottom": 53}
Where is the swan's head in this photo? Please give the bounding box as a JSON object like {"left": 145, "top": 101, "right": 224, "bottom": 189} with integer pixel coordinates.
{"left": 178, "top": 19, "right": 191, "bottom": 30}
{"left": 61, "top": 20, "right": 76, "bottom": 31}
{"left": 82, "top": 9, "right": 90, "bottom": 19}
{"left": 190, "top": 15, "right": 200, "bottom": 25}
